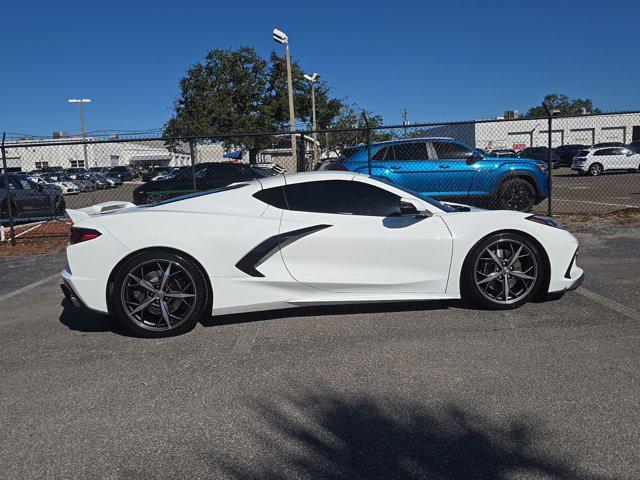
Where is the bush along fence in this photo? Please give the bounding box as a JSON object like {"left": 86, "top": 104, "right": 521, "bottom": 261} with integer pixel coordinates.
{"left": 2, "top": 109, "right": 640, "bottom": 245}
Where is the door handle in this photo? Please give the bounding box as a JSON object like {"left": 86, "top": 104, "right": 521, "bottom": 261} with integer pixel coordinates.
{"left": 388, "top": 165, "right": 401, "bottom": 170}
{"left": 438, "top": 165, "right": 450, "bottom": 169}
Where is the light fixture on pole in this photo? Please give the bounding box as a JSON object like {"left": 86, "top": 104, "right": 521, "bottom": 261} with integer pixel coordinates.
{"left": 272, "top": 28, "right": 297, "bottom": 167}
{"left": 68, "top": 98, "right": 91, "bottom": 168}
{"left": 304, "top": 72, "right": 320, "bottom": 163}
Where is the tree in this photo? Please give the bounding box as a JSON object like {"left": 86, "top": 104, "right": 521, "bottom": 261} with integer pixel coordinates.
{"left": 164, "top": 47, "right": 358, "bottom": 162}
{"left": 524, "top": 93, "right": 602, "bottom": 118}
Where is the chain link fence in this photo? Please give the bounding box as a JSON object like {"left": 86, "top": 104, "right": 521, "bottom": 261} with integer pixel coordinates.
{"left": 2, "top": 110, "right": 640, "bottom": 245}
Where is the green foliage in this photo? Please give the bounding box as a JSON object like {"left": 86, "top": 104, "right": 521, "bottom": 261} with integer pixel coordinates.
{"left": 524, "top": 93, "right": 602, "bottom": 118}
{"left": 164, "top": 46, "right": 377, "bottom": 160}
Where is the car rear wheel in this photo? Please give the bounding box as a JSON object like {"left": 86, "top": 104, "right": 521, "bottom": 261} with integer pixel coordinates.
{"left": 497, "top": 178, "right": 536, "bottom": 211}
{"left": 111, "top": 250, "right": 209, "bottom": 337}
{"left": 461, "top": 233, "right": 546, "bottom": 310}
{"left": 588, "top": 163, "right": 603, "bottom": 176}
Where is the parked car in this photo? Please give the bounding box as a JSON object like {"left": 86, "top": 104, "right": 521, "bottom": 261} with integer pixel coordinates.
{"left": 28, "top": 175, "right": 62, "bottom": 193}
{"left": 517, "top": 147, "right": 561, "bottom": 168}
{"left": 553, "top": 144, "right": 588, "bottom": 167}
{"left": 108, "top": 166, "right": 135, "bottom": 181}
{"left": 329, "top": 138, "right": 549, "bottom": 211}
{"left": 1, "top": 174, "right": 66, "bottom": 218}
{"left": 142, "top": 166, "right": 175, "bottom": 182}
{"left": 627, "top": 140, "right": 640, "bottom": 153}
{"left": 44, "top": 174, "right": 81, "bottom": 194}
{"left": 62, "top": 171, "right": 583, "bottom": 337}
{"left": 487, "top": 149, "right": 518, "bottom": 158}
{"left": 66, "top": 167, "right": 88, "bottom": 177}
{"left": 132, "top": 162, "right": 273, "bottom": 205}
{"left": 571, "top": 147, "right": 640, "bottom": 176}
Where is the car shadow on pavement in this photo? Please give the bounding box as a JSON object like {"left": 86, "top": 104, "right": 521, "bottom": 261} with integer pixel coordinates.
{"left": 201, "top": 299, "right": 465, "bottom": 328}
{"left": 58, "top": 299, "right": 135, "bottom": 337}
{"left": 208, "top": 389, "right": 609, "bottom": 480}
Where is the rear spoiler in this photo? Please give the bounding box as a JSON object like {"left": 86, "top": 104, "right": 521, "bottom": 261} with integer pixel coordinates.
{"left": 66, "top": 201, "right": 136, "bottom": 224}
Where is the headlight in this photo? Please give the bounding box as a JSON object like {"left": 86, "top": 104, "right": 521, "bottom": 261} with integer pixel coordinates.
{"left": 526, "top": 214, "right": 563, "bottom": 229}
{"left": 536, "top": 163, "right": 548, "bottom": 173}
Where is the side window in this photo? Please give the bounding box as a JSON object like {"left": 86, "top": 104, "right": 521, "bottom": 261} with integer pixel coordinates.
{"left": 594, "top": 149, "right": 615, "bottom": 156}
{"left": 18, "top": 179, "right": 34, "bottom": 190}
{"left": 372, "top": 147, "right": 388, "bottom": 161}
{"left": 432, "top": 141, "right": 473, "bottom": 160}
{"left": 393, "top": 142, "right": 429, "bottom": 161}
{"left": 253, "top": 187, "right": 288, "bottom": 209}
{"left": 282, "top": 180, "right": 401, "bottom": 217}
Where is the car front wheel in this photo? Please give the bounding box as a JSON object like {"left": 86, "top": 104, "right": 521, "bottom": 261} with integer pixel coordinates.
{"left": 461, "top": 233, "right": 546, "bottom": 309}
{"left": 111, "top": 250, "right": 210, "bottom": 337}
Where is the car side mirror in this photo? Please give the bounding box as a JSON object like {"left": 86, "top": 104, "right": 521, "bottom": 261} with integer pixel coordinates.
{"left": 466, "top": 151, "right": 483, "bottom": 165}
{"left": 400, "top": 197, "right": 432, "bottom": 218}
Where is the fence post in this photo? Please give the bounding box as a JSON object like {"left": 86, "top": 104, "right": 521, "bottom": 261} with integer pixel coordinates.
{"left": 1, "top": 133, "right": 16, "bottom": 246}
{"left": 361, "top": 112, "right": 372, "bottom": 176}
{"left": 188, "top": 140, "right": 197, "bottom": 192}
{"left": 542, "top": 102, "right": 553, "bottom": 217}
{"left": 297, "top": 133, "right": 306, "bottom": 172}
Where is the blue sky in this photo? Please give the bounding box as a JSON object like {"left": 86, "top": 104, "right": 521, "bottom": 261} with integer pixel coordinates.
{"left": 1, "top": 0, "right": 638, "bottom": 137}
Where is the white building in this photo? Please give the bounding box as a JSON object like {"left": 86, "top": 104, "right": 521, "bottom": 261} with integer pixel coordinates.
{"left": 3, "top": 136, "right": 191, "bottom": 171}
{"left": 421, "top": 112, "right": 640, "bottom": 151}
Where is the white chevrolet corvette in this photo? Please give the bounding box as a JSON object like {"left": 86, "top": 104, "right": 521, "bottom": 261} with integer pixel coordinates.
{"left": 61, "top": 171, "right": 583, "bottom": 337}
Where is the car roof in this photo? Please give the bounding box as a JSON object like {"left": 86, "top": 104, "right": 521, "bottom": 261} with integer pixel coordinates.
{"left": 257, "top": 170, "right": 358, "bottom": 188}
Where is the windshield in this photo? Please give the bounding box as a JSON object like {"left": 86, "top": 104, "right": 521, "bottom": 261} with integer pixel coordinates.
{"left": 374, "top": 177, "right": 456, "bottom": 213}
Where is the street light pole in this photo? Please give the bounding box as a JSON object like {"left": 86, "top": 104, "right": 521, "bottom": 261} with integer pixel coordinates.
{"left": 304, "top": 72, "right": 319, "bottom": 164}
{"left": 273, "top": 28, "right": 297, "bottom": 167}
{"left": 68, "top": 98, "right": 91, "bottom": 168}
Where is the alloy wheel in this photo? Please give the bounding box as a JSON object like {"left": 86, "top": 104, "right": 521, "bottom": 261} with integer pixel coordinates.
{"left": 503, "top": 182, "right": 533, "bottom": 211}
{"left": 121, "top": 260, "right": 197, "bottom": 331}
{"left": 474, "top": 239, "right": 538, "bottom": 305}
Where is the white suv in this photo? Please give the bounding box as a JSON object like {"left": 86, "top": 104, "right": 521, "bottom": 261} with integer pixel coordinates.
{"left": 572, "top": 147, "right": 640, "bottom": 176}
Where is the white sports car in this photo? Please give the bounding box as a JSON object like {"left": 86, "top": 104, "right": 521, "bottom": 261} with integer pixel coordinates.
{"left": 61, "top": 171, "right": 583, "bottom": 337}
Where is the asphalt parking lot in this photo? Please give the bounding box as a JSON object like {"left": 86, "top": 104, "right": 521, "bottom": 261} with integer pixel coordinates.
{"left": 1, "top": 226, "right": 639, "bottom": 479}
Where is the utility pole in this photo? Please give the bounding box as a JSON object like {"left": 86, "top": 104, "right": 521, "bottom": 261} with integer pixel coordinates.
{"left": 401, "top": 108, "right": 409, "bottom": 135}
{"left": 273, "top": 28, "right": 297, "bottom": 166}
{"left": 304, "top": 72, "right": 320, "bottom": 163}
{"left": 68, "top": 98, "right": 91, "bottom": 167}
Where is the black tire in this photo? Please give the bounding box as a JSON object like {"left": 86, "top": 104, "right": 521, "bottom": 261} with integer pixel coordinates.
{"left": 461, "top": 232, "right": 547, "bottom": 310}
{"left": 588, "top": 163, "right": 603, "bottom": 176}
{"left": 111, "top": 250, "right": 210, "bottom": 337}
{"left": 497, "top": 178, "right": 536, "bottom": 211}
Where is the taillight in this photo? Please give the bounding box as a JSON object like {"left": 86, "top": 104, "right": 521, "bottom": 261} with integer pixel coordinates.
{"left": 326, "top": 163, "right": 348, "bottom": 171}
{"left": 69, "top": 227, "right": 101, "bottom": 245}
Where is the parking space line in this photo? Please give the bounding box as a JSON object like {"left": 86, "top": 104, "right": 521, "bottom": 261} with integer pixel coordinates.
{"left": 0, "top": 274, "right": 59, "bottom": 303}
{"left": 554, "top": 198, "right": 639, "bottom": 209}
{"left": 575, "top": 287, "right": 640, "bottom": 322}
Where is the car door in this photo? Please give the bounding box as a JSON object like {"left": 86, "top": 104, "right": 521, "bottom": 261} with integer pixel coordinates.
{"left": 594, "top": 148, "right": 616, "bottom": 170}
{"left": 429, "top": 141, "right": 478, "bottom": 197}
{"left": 278, "top": 177, "right": 453, "bottom": 294}
{"left": 371, "top": 142, "right": 440, "bottom": 197}
{"left": 14, "top": 178, "right": 50, "bottom": 215}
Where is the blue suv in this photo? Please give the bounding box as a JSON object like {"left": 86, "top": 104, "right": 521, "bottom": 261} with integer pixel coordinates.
{"left": 330, "top": 138, "right": 549, "bottom": 211}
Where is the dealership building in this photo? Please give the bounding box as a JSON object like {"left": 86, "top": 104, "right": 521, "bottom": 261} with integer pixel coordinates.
{"left": 422, "top": 112, "right": 640, "bottom": 151}
{"left": 2, "top": 136, "right": 193, "bottom": 172}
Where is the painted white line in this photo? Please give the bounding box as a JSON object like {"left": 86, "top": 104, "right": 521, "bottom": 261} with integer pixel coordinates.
{"left": 0, "top": 273, "right": 60, "bottom": 303}
{"left": 14, "top": 221, "right": 44, "bottom": 239}
{"left": 575, "top": 287, "right": 640, "bottom": 322}
{"left": 553, "top": 198, "right": 639, "bottom": 209}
